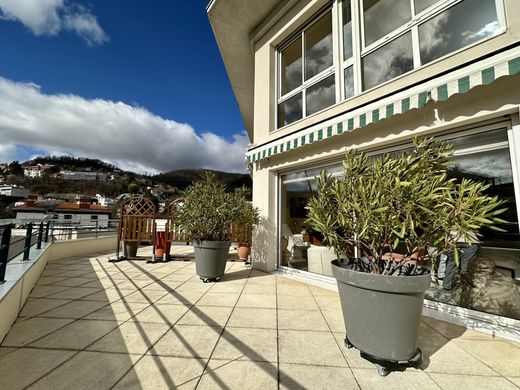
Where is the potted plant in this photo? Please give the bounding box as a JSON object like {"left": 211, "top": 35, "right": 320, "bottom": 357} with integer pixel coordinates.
{"left": 234, "top": 187, "right": 260, "bottom": 262}
{"left": 305, "top": 137, "right": 506, "bottom": 376}
{"left": 176, "top": 172, "right": 245, "bottom": 282}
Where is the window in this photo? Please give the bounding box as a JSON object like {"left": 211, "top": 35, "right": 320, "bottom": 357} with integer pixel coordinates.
{"left": 278, "top": 11, "right": 335, "bottom": 128}
{"left": 90, "top": 215, "right": 98, "bottom": 220}
{"left": 64, "top": 215, "right": 72, "bottom": 220}
{"left": 275, "top": 0, "right": 503, "bottom": 129}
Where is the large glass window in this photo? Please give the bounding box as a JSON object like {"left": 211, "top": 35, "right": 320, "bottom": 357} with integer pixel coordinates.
{"left": 279, "top": 127, "right": 520, "bottom": 321}
{"left": 276, "top": 0, "right": 504, "bottom": 129}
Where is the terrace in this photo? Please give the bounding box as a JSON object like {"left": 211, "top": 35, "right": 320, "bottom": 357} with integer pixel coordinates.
{"left": 1, "top": 243, "right": 519, "bottom": 389}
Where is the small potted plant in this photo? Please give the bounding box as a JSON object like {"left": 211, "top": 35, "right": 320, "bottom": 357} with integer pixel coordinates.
{"left": 305, "top": 137, "right": 506, "bottom": 376}
{"left": 176, "top": 172, "right": 246, "bottom": 282}
{"left": 234, "top": 189, "right": 260, "bottom": 262}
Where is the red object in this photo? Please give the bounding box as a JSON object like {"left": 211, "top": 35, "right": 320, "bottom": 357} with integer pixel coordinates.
{"left": 155, "top": 231, "right": 171, "bottom": 257}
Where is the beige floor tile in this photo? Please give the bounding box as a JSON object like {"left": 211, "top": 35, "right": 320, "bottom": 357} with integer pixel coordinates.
{"left": 352, "top": 367, "right": 439, "bottom": 390}
{"left": 280, "top": 364, "right": 359, "bottom": 390}
{"left": 278, "top": 309, "right": 330, "bottom": 331}
{"left": 242, "top": 282, "right": 277, "bottom": 295}
{"left": 49, "top": 270, "right": 91, "bottom": 278}
{"left": 177, "top": 305, "right": 234, "bottom": 327}
{"left": 36, "top": 276, "right": 67, "bottom": 285}
{"left": 421, "top": 316, "right": 493, "bottom": 340}
{"left": 28, "top": 285, "right": 70, "bottom": 298}
{"left": 212, "top": 327, "right": 278, "bottom": 362}
{"left": 27, "top": 351, "right": 140, "bottom": 390}
{"left": 87, "top": 322, "right": 170, "bottom": 354}
{"left": 175, "top": 281, "right": 214, "bottom": 294}
{"left": 45, "top": 286, "right": 101, "bottom": 300}
{"left": 207, "top": 282, "right": 245, "bottom": 293}
{"left": 149, "top": 325, "right": 222, "bottom": 358}
{"left": 159, "top": 273, "right": 194, "bottom": 282}
{"left": 83, "top": 301, "right": 150, "bottom": 321}
{"left": 78, "top": 287, "right": 137, "bottom": 302}
{"left": 277, "top": 294, "right": 320, "bottom": 310}
{"left": 29, "top": 319, "right": 119, "bottom": 350}
{"left": 227, "top": 307, "right": 277, "bottom": 329}
{"left": 417, "top": 335, "right": 497, "bottom": 375}
{"left": 277, "top": 283, "right": 313, "bottom": 297}
{"left": 278, "top": 330, "right": 347, "bottom": 367}
{"left": 19, "top": 298, "right": 72, "bottom": 317}
{"left": 73, "top": 279, "right": 120, "bottom": 289}
{"left": 236, "top": 293, "right": 277, "bottom": 309}
{"left": 218, "top": 268, "right": 251, "bottom": 283}
{"left": 454, "top": 339, "right": 520, "bottom": 377}
{"left": 0, "top": 348, "right": 76, "bottom": 390}
{"left": 507, "top": 377, "right": 520, "bottom": 387}
{"left": 38, "top": 300, "right": 108, "bottom": 319}
{"left": 198, "top": 359, "right": 277, "bottom": 390}
{"left": 0, "top": 347, "right": 17, "bottom": 358}
{"left": 156, "top": 290, "right": 205, "bottom": 305}
{"left": 113, "top": 355, "right": 204, "bottom": 389}
{"left": 248, "top": 272, "right": 277, "bottom": 284}
{"left": 314, "top": 295, "right": 342, "bottom": 311}
{"left": 129, "top": 303, "right": 189, "bottom": 324}
{"left": 429, "top": 373, "right": 518, "bottom": 390}
{"left": 308, "top": 284, "right": 338, "bottom": 296}
{"left": 1, "top": 317, "right": 74, "bottom": 347}
{"left": 123, "top": 289, "right": 170, "bottom": 304}
{"left": 321, "top": 309, "right": 346, "bottom": 332}
{"left": 196, "top": 292, "right": 240, "bottom": 307}
{"left": 50, "top": 277, "right": 96, "bottom": 287}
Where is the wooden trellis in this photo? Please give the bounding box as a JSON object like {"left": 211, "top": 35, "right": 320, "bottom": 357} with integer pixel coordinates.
{"left": 114, "top": 196, "right": 156, "bottom": 261}
{"left": 165, "top": 199, "right": 191, "bottom": 244}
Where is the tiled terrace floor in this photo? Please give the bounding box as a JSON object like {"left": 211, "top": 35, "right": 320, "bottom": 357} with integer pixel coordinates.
{"left": 1, "top": 246, "right": 520, "bottom": 389}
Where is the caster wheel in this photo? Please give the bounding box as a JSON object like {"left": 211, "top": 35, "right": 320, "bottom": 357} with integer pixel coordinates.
{"left": 201, "top": 277, "right": 210, "bottom": 283}
{"left": 344, "top": 338, "right": 353, "bottom": 349}
{"left": 215, "top": 277, "right": 221, "bottom": 282}
{"left": 376, "top": 364, "right": 389, "bottom": 377}
{"left": 409, "top": 348, "right": 422, "bottom": 368}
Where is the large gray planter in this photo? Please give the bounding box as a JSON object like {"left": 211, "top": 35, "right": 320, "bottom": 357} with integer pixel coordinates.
{"left": 194, "top": 240, "right": 231, "bottom": 282}
{"left": 331, "top": 259, "right": 430, "bottom": 375}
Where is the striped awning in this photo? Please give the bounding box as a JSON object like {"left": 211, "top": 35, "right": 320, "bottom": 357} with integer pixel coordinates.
{"left": 246, "top": 45, "right": 520, "bottom": 164}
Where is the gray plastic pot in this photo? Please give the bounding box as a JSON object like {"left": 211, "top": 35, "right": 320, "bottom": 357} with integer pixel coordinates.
{"left": 124, "top": 241, "right": 138, "bottom": 258}
{"left": 331, "top": 259, "right": 431, "bottom": 362}
{"left": 194, "top": 240, "right": 231, "bottom": 282}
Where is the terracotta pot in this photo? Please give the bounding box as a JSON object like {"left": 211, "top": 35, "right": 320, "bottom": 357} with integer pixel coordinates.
{"left": 237, "top": 242, "right": 251, "bottom": 260}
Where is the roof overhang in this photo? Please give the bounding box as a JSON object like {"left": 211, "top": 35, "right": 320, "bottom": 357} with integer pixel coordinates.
{"left": 206, "top": 0, "right": 282, "bottom": 139}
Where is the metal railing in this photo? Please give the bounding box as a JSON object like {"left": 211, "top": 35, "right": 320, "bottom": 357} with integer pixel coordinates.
{"left": 0, "top": 219, "right": 118, "bottom": 284}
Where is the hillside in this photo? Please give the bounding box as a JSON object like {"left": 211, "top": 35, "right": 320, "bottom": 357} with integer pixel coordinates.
{"left": 153, "top": 169, "right": 251, "bottom": 191}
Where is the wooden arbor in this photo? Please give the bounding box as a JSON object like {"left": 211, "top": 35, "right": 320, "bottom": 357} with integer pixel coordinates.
{"left": 114, "top": 196, "right": 156, "bottom": 261}
{"left": 165, "top": 198, "right": 191, "bottom": 245}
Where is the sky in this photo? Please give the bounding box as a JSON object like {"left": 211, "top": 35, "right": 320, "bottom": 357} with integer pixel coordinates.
{"left": 0, "top": 0, "right": 248, "bottom": 174}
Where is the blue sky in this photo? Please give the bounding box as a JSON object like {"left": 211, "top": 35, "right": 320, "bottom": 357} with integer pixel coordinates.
{"left": 0, "top": 0, "right": 247, "bottom": 173}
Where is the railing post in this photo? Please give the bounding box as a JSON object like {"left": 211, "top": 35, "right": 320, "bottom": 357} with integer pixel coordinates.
{"left": 44, "top": 221, "right": 50, "bottom": 243}
{"left": 95, "top": 220, "right": 99, "bottom": 239}
{"left": 23, "top": 223, "right": 33, "bottom": 261}
{"left": 0, "top": 224, "right": 12, "bottom": 284}
{"left": 37, "top": 222, "right": 44, "bottom": 249}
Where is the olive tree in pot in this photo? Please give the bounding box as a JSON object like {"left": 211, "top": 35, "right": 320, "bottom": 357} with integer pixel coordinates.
{"left": 305, "top": 137, "right": 506, "bottom": 376}
{"left": 176, "top": 172, "right": 244, "bottom": 283}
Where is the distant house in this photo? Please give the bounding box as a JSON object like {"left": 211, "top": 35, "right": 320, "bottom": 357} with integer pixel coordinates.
{"left": 23, "top": 164, "right": 54, "bottom": 178}
{"left": 0, "top": 185, "right": 30, "bottom": 198}
{"left": 14, "top": 196, "right": 112, "bottom": 227}
{"left": 96, "top": 194, "right": 115, "bottom": 208}
{"left": 59, "top": 170, "right": 107, "bottom": 181}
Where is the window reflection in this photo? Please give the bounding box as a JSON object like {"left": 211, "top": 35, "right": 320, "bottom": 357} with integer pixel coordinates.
{"left": 362, "top": 32, "right": 413, "bottom": 90}
{"left": 305, "top": 12, "right": 333, "bottom": 80}
{"left": 281, "top": 38, "right": 302, "bottom": 95}
{"left": 278, "top": 94, "right": 302, "bottom": 127}
{"left": 344, "top": 66, "right": 354, "bottom": 99}
{"left": 306, "top": 75, "right": 335, "bottom": 116}
{"left": 419, "top": 0, "right": 499, "bottom": 65}
{"left": 343, "top": 0, "right": 353, "bottom": 60}
{"left": 414, "top": 0, "right": 438, "bottom": 14}
{"left": 363, "top": 0, "right": 411, "bottom": 46}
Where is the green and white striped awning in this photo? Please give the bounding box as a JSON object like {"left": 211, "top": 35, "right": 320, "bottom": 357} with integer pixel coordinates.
{"left": 246, "top": 45, "right": 520, "bottom": 164}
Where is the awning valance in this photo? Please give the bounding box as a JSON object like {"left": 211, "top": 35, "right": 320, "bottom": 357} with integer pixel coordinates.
{"left": 246, "top": 45, "right": 520, "bottom": 164}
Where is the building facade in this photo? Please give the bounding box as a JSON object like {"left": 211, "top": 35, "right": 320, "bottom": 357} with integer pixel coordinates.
{"left": 0, "top": 185, "right": 30, "bottom": 198}
{"left": 209, "top": 0, "right": 520, "bottom": 328}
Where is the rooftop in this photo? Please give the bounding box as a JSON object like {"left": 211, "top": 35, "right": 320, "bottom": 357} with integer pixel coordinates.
{"left": 1, "top": 246, "right": 519, "bottom": 389}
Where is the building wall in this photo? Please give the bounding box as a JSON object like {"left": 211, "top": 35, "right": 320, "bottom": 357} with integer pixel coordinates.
{"left": 251, "top": 0, "right": 520, "bottom": 146}
{"left": 54, "top": 213, "right": 110, "bottom": 228}
{"left": 15, "top": 211, "right": 46, "bottom": 223}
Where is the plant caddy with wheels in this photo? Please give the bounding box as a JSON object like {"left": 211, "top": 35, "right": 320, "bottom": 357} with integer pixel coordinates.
{"left": 306, "top": 137, "right": 506, "bottom": 376}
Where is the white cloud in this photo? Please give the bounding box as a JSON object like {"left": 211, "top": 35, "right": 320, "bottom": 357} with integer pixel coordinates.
{"left": 0, "top": 77, "right": 249, "bottom": 173}
{"left": 0, "top": 0, "right": 108, "bottom": 45}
